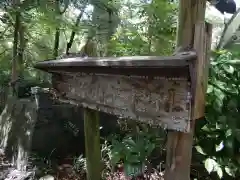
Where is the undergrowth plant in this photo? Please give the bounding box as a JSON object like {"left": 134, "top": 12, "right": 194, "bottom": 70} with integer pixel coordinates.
{"left": 109, "top": 126, "right": 155, "bottom": 177}
{"left": 194, "top": 50, "right": 240, "bottom": 179}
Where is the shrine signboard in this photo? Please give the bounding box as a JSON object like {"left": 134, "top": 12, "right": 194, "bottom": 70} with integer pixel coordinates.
{"left": 34, "top": 52, "right": 196, "bottom": 132}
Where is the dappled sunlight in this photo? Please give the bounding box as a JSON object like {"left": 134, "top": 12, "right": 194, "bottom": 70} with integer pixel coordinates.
{"left": 0, "top": 103, "right": 13, "bottom": 149}
{"left": 15, "top": 140, "right": 28, "bottom": 171}
{"left": 0, "top": 118, "right": 12, "bottom": 150}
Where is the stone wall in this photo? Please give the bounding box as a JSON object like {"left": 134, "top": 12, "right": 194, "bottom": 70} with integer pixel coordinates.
{"left": 30, "top": 87, "right": 119, "bottom": 159}
{"left": 0, "top": 86, "right": 120, "bottom": 170}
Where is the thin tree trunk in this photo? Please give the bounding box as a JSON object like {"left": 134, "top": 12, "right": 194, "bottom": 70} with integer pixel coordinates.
{"left": 11, "top": 0, "right": 21, "bottom": 96}
{"left": 53, "top": 0, "right": 60, "bottom": 58}
{"left": 53, "top": 0, "right": 69, "bottom": 58}
{"left": 53, "top": 28, "right": 60, "bottom": 58}
{"left": 91, "top": 0, "right": 120, "bottom": 57}
{"left": 66, "top": 6, "right": 86, "bottom": 54}
{"left": 18, "top": 23, "right": 26, "bottom": 78}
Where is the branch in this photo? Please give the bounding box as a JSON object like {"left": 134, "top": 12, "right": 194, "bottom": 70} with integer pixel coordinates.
{"left": 0, "top": 48, "right": 9, "bottom": 56}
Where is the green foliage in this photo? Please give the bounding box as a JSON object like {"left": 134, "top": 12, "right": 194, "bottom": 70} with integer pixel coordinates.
{"left": 107, "top": 0, "right": 176, "bottom": 56}
{"left": 109, "top": 126, "right": 155, "bottom": 177}
{"left": 73, "top": 154, "right": 86, "bottom": 175}
{"left": 110, "top": 133, "right": 155, "bottom": 165}
{"left": 2, "top": 0, "right": 240, "bottom": 179}
{"left": 195, "top": 50, "right": 240, "bottom": 179}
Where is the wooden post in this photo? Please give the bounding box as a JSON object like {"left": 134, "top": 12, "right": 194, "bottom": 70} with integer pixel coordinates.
{"left": 164, "top": 0, "right": 212, "bottom": 180}
{"left": 84, "top": 108, "right": 101, "bottom": 180}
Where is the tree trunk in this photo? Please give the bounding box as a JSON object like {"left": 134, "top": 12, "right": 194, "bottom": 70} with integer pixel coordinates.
{"left": 53, "top": 0, "right": 69, "bottom": 58}
{"left": 18, "top": 22, "right": 26, "bottom": 78}
{"left": 66, "top": 5, "right": 86, "bottom": 54}
{"left": 11, "top": 0, "right": 21, "bottom": 96}
{"left": 53, "top": 28, "right": 60, "bottom": 58}
{"left": 164, "top": 1, "right": 212, "bottom": 180}
{"left": 90, "top": 0, "right": 120, "bottom": 56}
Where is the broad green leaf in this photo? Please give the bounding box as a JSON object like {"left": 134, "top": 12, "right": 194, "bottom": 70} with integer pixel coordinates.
{"left": 204, "top": 158, "right": 216, "bottom": 173}
{"left": 207, "top": 84, "right": 213, "bottom": 93}
{"left": 123, "top": 138, "right": 136, "bottom": 147}
{"left": 195, "top": 146, "right": 206, "bottom": 155}
{"left": 201, "top": 125, "right": 210, "bottom": 132}
{"left": 225, "top": 167, "right": 235, "bottom": 177}
{"left": 125, "top": 153, "right": 140, "bottom": 164}
{"left": 216, "top": 166, "right": 223, "bottom": 179}
{"left": 225, "top": 129, "right": 232, "bottom": 137}
{"left": 223, "top": 65, "right": 234, "bottom": 74}
{"left": 227, "top": 59, "right": 240, "bottom": 64}
{"left": 215, "top": 141, "right": 224, "bottom": 152}
{"left": 110, "top": 151, "right": 122, "bottom": 165}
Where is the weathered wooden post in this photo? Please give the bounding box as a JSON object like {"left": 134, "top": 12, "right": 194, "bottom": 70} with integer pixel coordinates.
{"left": 164, "top": 0, "right": 212, "bottom": 180}
{"left": 34, "top": 53, "right": 197, "bottom": 179}
{"left": 84, "top": 108, "right": 101, "bottom": 180}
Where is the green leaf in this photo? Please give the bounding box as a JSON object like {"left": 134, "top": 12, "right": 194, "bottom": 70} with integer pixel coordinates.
{"left": 225, "top": 129, "right": 232, "bottom": 137}
{"left": 110, "top": 151, "right": 122, "bottom": 165}
{"left": 145, "top": 143, "right": 155, "bottom": 156}
{"left": 195, "top": 145, "right": 206, "bottom": 155}
{"left": 216, "top": 166, "right": 223, "bottom": 179}
{"left": 226, "top": 59, "right": 240, "bottom": 65}
{"left": 125, "top": 153, "right": 140, "bottom": 164}
{"left": 225, "top": 167, "right": 235, "bottom": 177}
{"left": 214, "top": 88, "right": 225, "bottom": 101}
{"left": 207, "top": 84, "right": 214, "bottom": 94}
{"left": 204, "top": 158, "right": 216, "bottom": 173}
{"left": 123, "top": 138, "right": 136, "bottom": 147}
{"left": 201, "top": 125, "right": 211, "bottom": 132}
{"left": 223, "top": 65, "right": 234, "bottom": 74}
{"left": 215, "top": 141, "right": 224, "bottom": 152}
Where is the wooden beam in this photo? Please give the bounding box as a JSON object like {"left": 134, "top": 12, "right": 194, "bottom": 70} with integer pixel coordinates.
{"left": 164, "top": 0, "right": 212, "bottom": 180}
{"left": 34, "top": 52, "right": 197, "bottom": 70}
{"left": 84, "top": 108, "right": 101, "bottom": 180}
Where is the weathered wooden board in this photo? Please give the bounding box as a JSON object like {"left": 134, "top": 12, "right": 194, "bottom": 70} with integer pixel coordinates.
{"left": 53, "top": 72, "right": 191, "bottom": 132}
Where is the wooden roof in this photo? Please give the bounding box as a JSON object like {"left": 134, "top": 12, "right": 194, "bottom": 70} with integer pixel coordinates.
{"left": 34, "top": 51, "right": 197, "bottom": 77}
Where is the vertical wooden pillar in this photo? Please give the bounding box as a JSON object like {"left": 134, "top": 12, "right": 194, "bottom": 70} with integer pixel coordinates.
{"left": 164, "top": 0, "right": 212, "bottom": 180}
{"left": 84, "top": 108, "right": 101, "bottom": 180}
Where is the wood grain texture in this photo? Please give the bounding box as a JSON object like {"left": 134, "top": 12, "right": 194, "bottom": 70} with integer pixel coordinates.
{"left": 53, "top": 72, "right": 192, "bottom": 132}
{"left": 164, "top": 0, "right": 210, "bottom": 180}
{"left": 84, "top": 108, "right": 101, "bottom": 180}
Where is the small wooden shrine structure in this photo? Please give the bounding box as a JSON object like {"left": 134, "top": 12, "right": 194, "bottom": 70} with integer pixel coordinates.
{"left": 34, "top": 0, "right": 212, "bottom": 179}
{"left": 35, "top": 53, "right": 196, "bottom": 132}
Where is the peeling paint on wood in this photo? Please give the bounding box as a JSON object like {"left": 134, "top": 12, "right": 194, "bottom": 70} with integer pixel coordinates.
{"left": 53, "top": 72, "right": 192, "bottom": 132}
